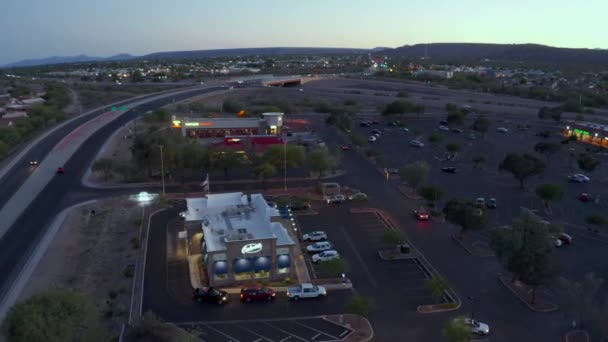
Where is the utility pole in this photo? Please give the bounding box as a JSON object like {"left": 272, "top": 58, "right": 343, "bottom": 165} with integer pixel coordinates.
{"left": 159, "top": 145, "right": 166, "bottom": 196}
{"left": 283, "top": 141, "right": 287, "bottom": 191}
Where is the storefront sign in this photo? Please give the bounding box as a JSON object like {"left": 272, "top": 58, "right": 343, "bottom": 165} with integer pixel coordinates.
{"left": 185, "top": 122, "right": 199, "bottom": 127}
{"left": 573, "top": 129, "right": 590, "bottom": 136}
{"left": 199, "top": 122, "right": 214, "bottom": 127}
{"left": 241, "top": 242, "right": 263, "bottom": 254}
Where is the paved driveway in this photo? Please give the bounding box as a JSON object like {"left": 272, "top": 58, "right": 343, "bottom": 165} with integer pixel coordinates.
{"left": 176, "top": 317, "right": 352, "bottom": 342}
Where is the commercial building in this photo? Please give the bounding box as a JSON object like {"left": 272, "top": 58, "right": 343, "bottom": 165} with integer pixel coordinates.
{"left": 563, "top": 122, "right": 608, "bottom": 149}
{"left": 183, "top": 192, "right": 296, "bottom": 286}
{"left": 172, "top": 112, "right": 284, "bottom": 138}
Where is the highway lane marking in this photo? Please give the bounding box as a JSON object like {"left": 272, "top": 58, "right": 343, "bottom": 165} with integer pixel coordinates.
{"left": 263, "top": 322, "right": 308, "bottom": 342}
{"left": 337, "top": 224, "right": 379, "bottom": 289}
{"left": 295, "top": 321, "right": 338, "bottom": 340}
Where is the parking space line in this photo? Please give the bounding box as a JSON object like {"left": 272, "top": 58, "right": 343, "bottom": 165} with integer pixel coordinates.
{"left": 204, "top": 324, "right": 240, "bottom": 342}
{"left": 236, "top": 324, "right": 275, "bottom": 342}
{"left": 296, "top": 321, "right": 338, "bottom": 339}
{"left": 339, "top": 330, "right": 349, "bottom": 338}
{"left": 311, "top": 333, "right": 320, "bottom": 340}
{"left": 264, "top": 322, "right": 309, "bottom": 342}
{"left": 338, "top": 225, "right": 379, "bottom": 288}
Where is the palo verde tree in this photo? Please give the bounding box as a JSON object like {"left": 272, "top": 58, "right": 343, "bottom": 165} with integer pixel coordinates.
{"left": 471, "top": 115, "right": 491, "bottom": 138}
{"left": 499, "top": 153, "right": 546, "bottom": 189}
{"left": 399, "top": 161, "right": 431, "bottom": 192}
{"left": 443, "top": 199, "right": 487, "bottom": 238}
{"left": 425, "top": 277, "right": 450, "bottom": 304}
{"left": 534, "top": 142, "right": 561, "bottom": 162}
{"left": 535, "top": 184, "right": 564, "bottom": 211}
{"left": 490, "top": 211, "right": 560, "bottom": 304}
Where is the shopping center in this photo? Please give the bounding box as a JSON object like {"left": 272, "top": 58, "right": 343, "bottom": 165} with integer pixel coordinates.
{"left": 563, "top": 122, "right": 608, "bottom": 149}
{"left": 182, "top": 192, "right": 296, "bottom": 286}
{"left": 171, "top": 112, "right": 284, "bottom": 138}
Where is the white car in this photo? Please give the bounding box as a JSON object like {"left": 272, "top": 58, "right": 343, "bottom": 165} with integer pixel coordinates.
{"left": 306, "top": 241, "right": 333, "bottom": 253}
{"left": 287, "top": 283, "right": 327, "bottom": 300}
{"left": 302, "top": 231, "right": 327, "bottom": 242}
{"left": 400, "top": 127, "right": 410, "bottom": 132}
{"left": 465, "top": 318, "right": 490, "bottom": 335}
{"left": 349, "top": 192, "right": 368, "bottom": 201}
{"left": 438, "top": 125, "right": 450, "bottom": 131}
{"left": 475, "top": 197, "right": 485, "bottom": 207}
{"left": 311, "top": 250, "right": 340, "bottom": 263}
{"left": 410, "top": 140, "right": 424, "bottom": 148}
{"left": 497, "top": 127, "right": 509, "bottom": 133}
{"left": 368, "top": 136, "right": 377, "bottom": 143}
{"left": 326, "top": 194, "right": 345, "bottom": 204}
{"left": 568, "top": 174, "right": 590, "bottom": 183}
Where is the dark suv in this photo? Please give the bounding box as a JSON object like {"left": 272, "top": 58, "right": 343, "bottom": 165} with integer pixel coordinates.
{"left": 192, "top": 287, "right": 228, "bottom": 304}
{"left": 240, "top": 287, "right": 276, "bottom": 302}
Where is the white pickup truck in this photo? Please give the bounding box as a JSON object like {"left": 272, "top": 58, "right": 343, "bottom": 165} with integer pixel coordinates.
{"left": 286, "top": 283, "right": 327, "bottom": 300}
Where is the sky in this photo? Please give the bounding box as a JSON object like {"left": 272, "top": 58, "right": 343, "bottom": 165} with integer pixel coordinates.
{"left": 1, "top": 0, "right": 607, "bottom": 65}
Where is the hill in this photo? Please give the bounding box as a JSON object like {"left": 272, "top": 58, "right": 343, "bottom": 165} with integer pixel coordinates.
{"left": 3, "top": 54, "right": 134, "bottom": 68}
{"left": 387, "top": 43, "right": 608, "bottom": 68}
{"left": 140, "top": 47, "right": 369, "bottom": 60}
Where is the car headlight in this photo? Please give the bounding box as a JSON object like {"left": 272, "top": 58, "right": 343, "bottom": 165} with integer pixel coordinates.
{"left": 222, "top": 296, "right": 227, "bottom": 301}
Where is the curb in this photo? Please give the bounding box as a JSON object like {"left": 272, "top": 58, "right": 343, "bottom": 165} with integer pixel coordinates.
{"left": 498, "top": 275, "right": 558, "bottom": 313}
{"left": 221, "top": 282, "right": 354, "bottom": 294}
{"left": 451, "top": 234, "right": 495, "bottom": 258}
{"left": 417, "top": 303, "right": 460, "bottom": 314}
{"left": 324, "top": 314, "right": 374, "bottom": 342}
{"left": 564, "top": 330, "right": 590, "bottom": 342}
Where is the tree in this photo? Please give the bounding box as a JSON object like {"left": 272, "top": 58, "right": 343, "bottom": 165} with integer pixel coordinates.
{"left": 308, "top": 149, "right": 330, "bottom": 180}
{"left": 499, "top": 153, "right": 545, "bottom": 189}
{"left": 443, "top": 316, "right": 470, "bottom": 342}
{"left": 382, "top": 100, "right": 418, "bottom": 122}
{"left": 349, "top": 133, "right": 367, "bottom": 147}
{"left": 535, "top": 184, "right": 564, "bottom": 210}
{"left": 471, "top": 116, "right": 490, "bottom": 138}
{"left": 92, "top": 158, "right": 115, "bottom": 180}
{"left": 214, "top": 150, "right": 243, "bottom": 178}
{"left": 418, "top": 186, "right": 443, "bottom": 207}
{"left": 316, "top": 258, "right": 349, "bottom": 276}
{"left": 2, "top": 289, "right": 104, "bottom": 342}
{"left": 399, "top": 161, "right": 430, "bottom": 191}
{"left": 444, "top": 199, "right": 487, "bottom": 238}
{"left": 472, "top": 155, "right": 486, "bottom": 170}
{"left": 577, "top": 154, "right": 600, "bottom": 172}
{"left": 263, "top": 144, "right": 305, "bottom": 170}
{"left": 428, "top": 133, "right": 442, "bottom": 149}
{"left": 222, "top": 97, "right": 244, "bottom": 113}
{"left": 446, "top": 112, "right": 465, "bottom": 126}
{"left": 490, "top": 211, "right": 559, "bottom": 304}
{"left": 345, "top": 294, "right": 373, "bottom": 326}
{"left": 425, "top": 277, "right": 449, "bottom": 304}
{"left": 254, "top": 162, "right": 276, "bottom": 189}
{"left": 131, "top": 70, "right": 144, "bottom": 82}
{"left": 534, "top": 142, "right": 561, "bottom": 162}
{"left": 445, "top": 143, "right": 461, "bottom": 154}
{"left": 383, "top": 230, "right": 406, "bottom": 245}
{"left": 560, "top": 273, "right": 604, "bottom": 329}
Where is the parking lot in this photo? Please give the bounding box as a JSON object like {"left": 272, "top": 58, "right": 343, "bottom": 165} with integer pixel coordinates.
{"left": 176, "top": 317, "right": 352, "bottom": 342}
{"left": 296, "top": 207, "right": 437, "bottom": 311}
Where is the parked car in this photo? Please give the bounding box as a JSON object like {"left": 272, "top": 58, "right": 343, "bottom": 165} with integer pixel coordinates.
{"left": 240, "top": 287, "right": 276, "bottom": 302}
{"left": 438, "top": 125, "right": 450, "bottom": 131}
{"left": 579, "top": 193, "right": 594, "bottom": 202}
{"left": 56, "top": 166, "right": 65, "bottom": 174}
{"left": 475, "top": 198, "right": 485, "bottom": 207}
{"left": 340, "top": 145, "right": 350, "bottom": 151}
{"left": 192, "top": 287, "right": 228, "bottom": 304}
{"left": 368, "top": 136, "right": 377, "bottom": 143}
{"left": 554, "top": 233, "right": 573, "bottom": 247}
{"left": 463, "top": 318, "right": 490, "bottom": 335}
{"left": 286, "top": 283, "right": 327, "bottom": 300}
{"left": 410, "top": 140, "right": 424, "bottom": 148}
{"left": 288, "top": 202, "right": 311, "bottom": 210}
{"left": 360, "top": 121, "right": 371, "bottom": 127}
{"left": 568, "top": 174, "right": 590, "bottom": 183}
{"left": 326, "top": 194, "right": 345, "bottom": 204}
{"left": 400, "top": 127, "right": 410, "bottom": 132}
{"left": 302, "top": 231, "right": 327, "bottom": 242}
{"left": 450, "top": 128, "right": 463, "bottom": 133}
{"left": 442, "top": 167, "right": 457, "bottom": 173}
{"left": 487, "top": 198, "right": 497, "bottom": 209}
{"left": 414, "top": 209, "right": 429, "bottom": 221}
{"left": 496, "top": 127, "right": 509, "bottom": 133}
{"left": 306, "top": 241, "right": 333, "bottom": 253}
{"left": 312, "top": 250, "right": 340, "bottom": 263}
{"left": 348, "top": 192, "right": 368, "bottom": 201}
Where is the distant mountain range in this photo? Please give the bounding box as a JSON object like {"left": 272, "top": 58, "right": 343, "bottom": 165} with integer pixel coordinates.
{"left": 386, "top": 43, "right": 608, "bottom": 67}
{"left": 2, "top": 54, "right": 134, "bottom": 68}
{"left": 3, "top": 44, "right": 608, "bottom": 69}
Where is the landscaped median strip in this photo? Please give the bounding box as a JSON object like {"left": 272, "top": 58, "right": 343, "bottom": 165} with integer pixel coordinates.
{"left": 350, "top": 207, "right": 462, "bottom": 314}
{"left": 498, "top": 275, "right": 558, "bottom": 313}
{"left": 220, "top": 280, "right": 354, "bottom": 294}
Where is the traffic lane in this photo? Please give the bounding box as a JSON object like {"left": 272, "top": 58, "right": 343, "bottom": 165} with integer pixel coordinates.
{"left": 0, "top": 87, "right": 224, "bottom": 298}
{"left": 176, "top": 317, "right": 353, "bottom": 342}
{"left": 327, "top": 131, "right": 565, "bottom": 341}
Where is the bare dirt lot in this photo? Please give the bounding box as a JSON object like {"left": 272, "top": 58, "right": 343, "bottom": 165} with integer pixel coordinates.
{"left": 19, "top": 197, "right": 146, "bottom": 340}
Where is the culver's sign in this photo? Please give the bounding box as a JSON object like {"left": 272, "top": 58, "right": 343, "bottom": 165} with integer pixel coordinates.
{"left": 241, "top": 242, "right": 263, "bottom": 254}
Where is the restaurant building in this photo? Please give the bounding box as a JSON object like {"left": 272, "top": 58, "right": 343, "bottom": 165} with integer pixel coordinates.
{"left": 182, "top": 192, "right": 296, "bottom": 286}
{"left": 563, "top": 122, "right": 608, "bottom": 149}
{"left": 172, "top": 112, "right": 284, "bottom": 138}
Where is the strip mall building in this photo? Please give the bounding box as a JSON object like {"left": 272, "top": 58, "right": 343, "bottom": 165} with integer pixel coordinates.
{"left": 172, "top": 112, "right": 284, "bottom": 138}
{"left": 563, "top": 122, "right": 608, "bottom": 149}
{"left": 182, "top": 192, "right": 296, "bottom": 286}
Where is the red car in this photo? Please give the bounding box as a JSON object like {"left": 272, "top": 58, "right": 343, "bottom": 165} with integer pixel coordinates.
{"left": 56, "top": 167, "right": 65, "bottom": 174}
{"left": 240, "top": 287, "right": 275, "bottom": 302}
{"left": 414, "top": 210, "right": 429, "bottom": 221}
{"left": 579, "top": 193, "right": 593, "bottom": 203}
{"left": 341, "top": 145, "right": 350, "bottom": 151}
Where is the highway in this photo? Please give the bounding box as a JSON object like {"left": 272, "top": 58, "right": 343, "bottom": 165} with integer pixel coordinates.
{"left": 0, "top": 85, "right": 225, "bottom": 299}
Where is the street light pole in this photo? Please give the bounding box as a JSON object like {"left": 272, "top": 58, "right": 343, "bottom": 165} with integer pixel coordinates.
{"left": 159, "top": 145, "right": 166, "bottom": 196}
{"left": 468, "top": 295, "right": 475, "bottom": 320}
{"left": 283, "top": 141, "right": 287, "bottom": 191}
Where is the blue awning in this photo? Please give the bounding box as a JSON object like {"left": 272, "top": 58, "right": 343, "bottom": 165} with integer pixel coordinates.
{"left": 254, "top": 257, "right": 271, "bottom": 271}
{"left": 277, "top": 254, "right": 290, "bottom": 268}
{"left": 233, "top": 258, "right": 253, "bottom": 273}
{"left": 214, "top": 261, "right": 228, "bottom": 275}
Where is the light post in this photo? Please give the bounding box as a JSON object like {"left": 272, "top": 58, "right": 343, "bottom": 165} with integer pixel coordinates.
{"left": 159, "top": 145, "right": 166, "bottom": 196}
{"left": 283, "top": 141, "right": 287, "bottom": 191}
